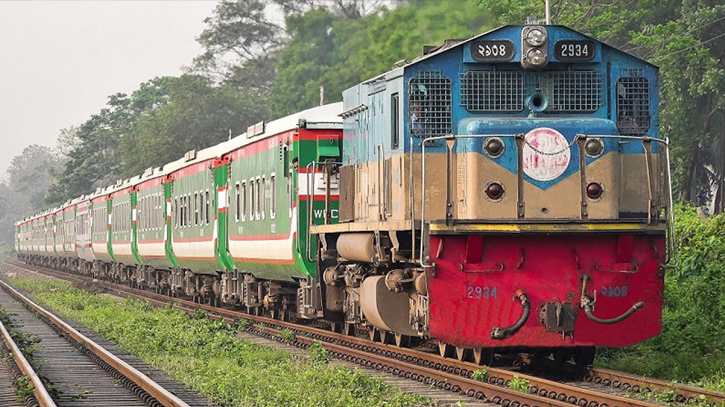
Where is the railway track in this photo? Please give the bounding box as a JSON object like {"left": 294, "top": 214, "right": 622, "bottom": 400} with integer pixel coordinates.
{"left": 0, "top": 272, "right": 211, "bottom": 407}
{"left": 6, "top": 260, "right": 724, "bottom": 407}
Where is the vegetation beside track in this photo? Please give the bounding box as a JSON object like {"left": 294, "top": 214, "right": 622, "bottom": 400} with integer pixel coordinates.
{"left": 597, "top": 205, "right": 725, "bottom": 391}
{"left": 6, "top": 278, "right": 428, "bottom": 407}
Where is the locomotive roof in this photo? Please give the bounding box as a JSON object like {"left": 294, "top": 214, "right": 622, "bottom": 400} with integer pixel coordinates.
{"left": 365, "top": 24, "right": 656, "bottom": 82}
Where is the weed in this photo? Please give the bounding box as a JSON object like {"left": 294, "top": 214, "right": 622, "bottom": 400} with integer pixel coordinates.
{"left": 281, "top": 329, "right": 295, "bottom": 344}
{"left": 508, "top": 375, "right": 530, "bottom": 393}
{"left": 471, "top": 367, "right": 489, "bottom": 383}
{"left": 308, "top": 341, "right": 329, "bottom": 364}
{"left": 7, "top": 278, "right": 427, "bottom": 407}
{"left": 13, "top": 375, "right": 34, "bottom": 403}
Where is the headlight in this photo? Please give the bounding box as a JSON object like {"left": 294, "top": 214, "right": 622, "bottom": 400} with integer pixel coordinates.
{"left": 525, "top": 28, "right": 546, "bottom": 46}
{"left": 527, "top": 49, "right": 546, "bottom": 66}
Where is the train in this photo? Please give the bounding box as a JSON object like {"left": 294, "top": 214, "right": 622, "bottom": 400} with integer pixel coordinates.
{"left": 15, "top": 22, "right": 674, "bottom": 366}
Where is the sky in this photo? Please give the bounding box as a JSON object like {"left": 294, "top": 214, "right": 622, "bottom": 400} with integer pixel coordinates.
{"left": 0, "top": 1, "right": 218, "bottom": 179}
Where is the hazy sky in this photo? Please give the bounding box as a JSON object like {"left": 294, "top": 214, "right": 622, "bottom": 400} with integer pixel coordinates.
{"left": 0, "top": 1, "right": 217, "bottom": 179}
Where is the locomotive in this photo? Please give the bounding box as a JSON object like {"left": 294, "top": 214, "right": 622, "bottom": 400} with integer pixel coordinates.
{"left": 16, "top": 22, "right": 674, "bottom": 366}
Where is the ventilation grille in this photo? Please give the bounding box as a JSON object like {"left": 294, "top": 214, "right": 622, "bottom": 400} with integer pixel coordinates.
{"left": 408, "top": 70, "right": 452, "bottom": 137}
{"left": 460, "top": 71, "right": 524, "bottom": 112}
{"left": 540, "top": 70, "right": 602, "bottom": 112}
{"left": 616, "top": 75, "right": 650, "bottom": 135}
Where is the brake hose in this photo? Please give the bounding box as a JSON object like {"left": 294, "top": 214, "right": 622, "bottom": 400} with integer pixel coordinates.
{"left": 581, "top": 274, "right": 645, "bottom": 324}
{"left": 583, "top": 300, "right": 644, "bottom": 324}
{"left": 491, "top": 290, "right": 530, "bottom": 340}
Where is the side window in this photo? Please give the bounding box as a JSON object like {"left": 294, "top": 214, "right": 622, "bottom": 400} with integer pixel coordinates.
{"left": 235, "top": 183, "right": 241, "bottom": 222}
{"left": 616, "top": 74, "right": 650, "bottom": 135}
{"left": 205, "top": 190, "right": 210, "bottom": 225}
{"left": 241, "top": 181, "right": 247, "bottom": 221}
{"left": 256, "top": 177, "right": 261, "bottom": 220}
{"left": 194, "top": 192, "right": 199, "bottom": 226}
{"left": 261, "top": 176, "right": 266, "bottom": 220}
{"left": 391, "top": 93, "right": 400, "bottom": 149}
{"left": 408, "top": 70, "right": 452, "bottom": 138}
{"left": 270, "top": 175, "right": 276, "bottom": 219}
{"left": 250, "top": 179, "right": 256, "bottom": 220}
{"left": 174, "top": 198, "right": 178, "bottom": 228}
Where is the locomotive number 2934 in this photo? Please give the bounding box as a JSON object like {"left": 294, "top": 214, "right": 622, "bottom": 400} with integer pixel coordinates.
{"left": 467, "top": 285, "right": 498, "bottom": 299}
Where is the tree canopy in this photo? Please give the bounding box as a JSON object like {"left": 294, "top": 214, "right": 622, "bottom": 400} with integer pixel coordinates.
{"left": 2, "top": 0, "right": 720, "bottom": 214}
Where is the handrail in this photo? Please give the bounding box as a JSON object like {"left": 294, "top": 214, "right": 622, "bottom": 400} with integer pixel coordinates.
{"left": 304, "top": 160, "right": 343, "bottom": 263}
{"left": 418, "top": 133, "right": 673, "bottom": 269}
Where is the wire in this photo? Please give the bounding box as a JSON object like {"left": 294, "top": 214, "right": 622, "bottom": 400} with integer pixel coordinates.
{"left": 622, "top": 13, "right": 725, "bottom": 54}
{"left": 654, "top": 30, "right": 725, "bottom": 60}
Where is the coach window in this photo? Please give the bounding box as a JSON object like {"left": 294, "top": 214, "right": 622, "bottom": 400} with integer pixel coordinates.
{"left": 261, "top": 176, "right": 266, "bottom": 220}
{"left": 199, "top": 192, "right": 204, "bottom": 226}
{"left": 250, "top": 179, "right": 256, "bottom": 220}
{"left": 180, "top": 196, "right": 185, "bottom": 227}
{"left": 270, "top": 175, "right": 276, "bottom": 219}
{"left": 205, "top": 190, "right": 210, "bottom": 225}
{"left": 235, "top": 183, "right": 240, "bottom": 222}
{"left": 241, "top": 181, "right": 247, "bottom": 221}
{"left": 194, "top": 192, "right": 199, "bottom": 226}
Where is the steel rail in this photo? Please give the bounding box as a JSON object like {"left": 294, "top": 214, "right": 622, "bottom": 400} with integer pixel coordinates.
{"left": 7, "top": 260, "right": 720, "bottom": 407}
{"left": 0, "top": 317, "right": 56, "bottom": 407}
{"left": 585, "top": 367, "right": 725, "bottom": 405}
{"left": 0, "top": 277, "right": 190, "bottom": 407}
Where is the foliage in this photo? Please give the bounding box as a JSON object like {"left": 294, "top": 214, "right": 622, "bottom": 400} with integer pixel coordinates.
{"left": 508, "top": 375, "right": 530, "bottom": 393}
{"left": 597, "top": 204, "right": 725, "bottom": 390}
{"left": 0, "top": 145, "right": 63, "bottom": 244}
{"left": 268, "top": 0, "right": 490, "bottom": 117}
{"left": 281, "top": 328, "right": 295, "bottom": 344}
{"left": 308, "top": 341, "right": 330, "bottom": 364}
{"left": 9, "top": 278, "right": 428, "bottom": 407}
{"left": 472, "top": 367, "right": 489, "bottom": 382}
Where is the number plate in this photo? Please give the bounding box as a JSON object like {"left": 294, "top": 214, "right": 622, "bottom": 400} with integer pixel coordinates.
{"left": 554, "top": 40, "right": 595, "bottom": 61}
{"left": 470, "top": 40, "right": 515, "bottom": 62}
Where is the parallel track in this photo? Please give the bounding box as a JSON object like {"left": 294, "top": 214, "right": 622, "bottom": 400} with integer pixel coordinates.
{"left": 7, "top": 260, "right": 724, "bottom": 407}
{"left": 0, "top": 310, "right": 53, "bottom": 406}
{"left": 0, "top": 274, "right": 192, "bottom": 407}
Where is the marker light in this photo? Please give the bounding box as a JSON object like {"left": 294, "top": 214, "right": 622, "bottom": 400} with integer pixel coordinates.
{"left": 485, "top": 182, "right": 505, "bottom": 201}
{"left": 484, "top": 138, "right": 505, "bottom": 158}
{"left": 586, "top": 182, "right": 603, "bottom": 200}
{"left": 585, "top": 138, "right": 604, "bottom": 157}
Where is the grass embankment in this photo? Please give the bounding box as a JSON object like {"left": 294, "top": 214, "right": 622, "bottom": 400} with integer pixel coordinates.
{"left": 597, "top": 205, "right": 725, "bottom": 392}
{"left": 8, "top": 278, "right": 427, "bottom": 407}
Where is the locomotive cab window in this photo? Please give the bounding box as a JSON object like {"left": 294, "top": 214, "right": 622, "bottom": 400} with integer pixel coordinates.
{"left": 408, "top": 70, "right": 452, "bottom": 137}
{"left": 616, "top": 74, "right": 650, "bottom": 135}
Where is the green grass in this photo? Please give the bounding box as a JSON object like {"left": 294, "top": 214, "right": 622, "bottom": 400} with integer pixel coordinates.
{"left": 595, "top": 204, "right": 725, "bottom": 393}
{"left": 8, "top": 278, "right": 428, "bottom": 407}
